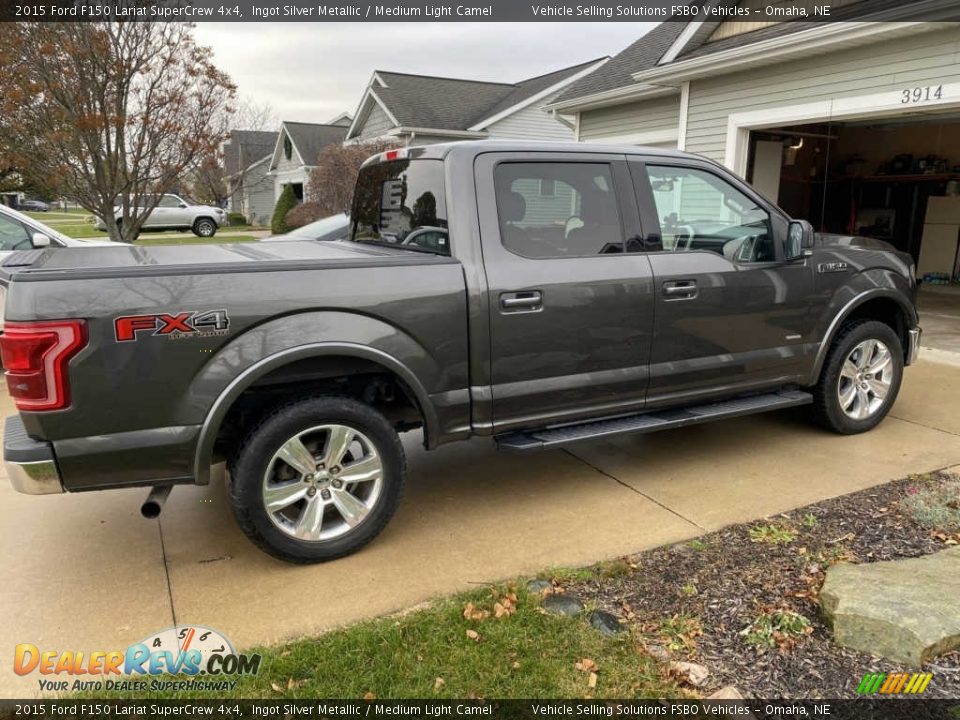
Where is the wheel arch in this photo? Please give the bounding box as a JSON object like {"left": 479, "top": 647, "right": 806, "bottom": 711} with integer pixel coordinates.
{"left": 808, "top": 288, "right": 917, "bottom": 385}
{"left": 192, "top": 342, "right": 437, "bottom": 485}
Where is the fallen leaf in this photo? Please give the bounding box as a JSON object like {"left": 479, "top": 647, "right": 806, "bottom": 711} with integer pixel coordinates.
{"left": 270, "top": 682, "right": 284, "bottom": 694}
{"left": 466, "top": 629, "right": 480, "bottom": 641}
{"left": 462, "top": 602, "right": 490, "bottom": 621}
{"left": 363, "top": 692, "right": 376, "bottom": 700}
{"left": 575, "top": 658, "right": 597, "bottom": 673}
{"left": 512, "top": 661, "right": 521, "bottom": 669}
{"left": 588, "top": 672, "right": 598, "bottom": 689}
{"left": 434, "top": 677, "right": 445, "bottom": 691}
{"left": 280, "top": 650, "right": 291, "bottom": 658}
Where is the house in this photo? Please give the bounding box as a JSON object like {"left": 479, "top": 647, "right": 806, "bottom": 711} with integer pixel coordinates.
{"left": 223, "top": 129, "right": 279, "bottom": 224}
{"left": 344, "top": 58, "right": 609, "bottom": 146}
{"left": 547, "top": 6, "right": 960, "bottom": 290}
{"left": 267, "top": 118, "right": 351, "bottom": 204}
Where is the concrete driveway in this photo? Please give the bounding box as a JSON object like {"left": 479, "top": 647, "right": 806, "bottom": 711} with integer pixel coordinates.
{"left": 3, "top": 358, "right": 960, "bottom": 697}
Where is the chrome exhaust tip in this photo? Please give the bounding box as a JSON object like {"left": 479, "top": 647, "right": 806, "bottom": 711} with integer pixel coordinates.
{"left": 141, "top": 485, "right": 173, "bottom": 519}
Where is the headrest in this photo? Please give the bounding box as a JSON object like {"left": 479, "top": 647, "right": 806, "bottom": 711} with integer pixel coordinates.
{"left": 500, "top": 191, "right": 526, "bottom": 223}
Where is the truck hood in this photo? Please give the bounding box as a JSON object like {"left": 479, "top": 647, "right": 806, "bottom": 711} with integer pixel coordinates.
{"left": 814, "top": 233, "right": 914, "bottom": 267}
{"left": 0, "top": 239, "right": 457, "bottom": 281}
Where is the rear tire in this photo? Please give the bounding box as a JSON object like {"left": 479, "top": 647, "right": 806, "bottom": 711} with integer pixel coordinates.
{"left": 229, "top": 396, "right": 405, "bottom": 564}
{"left": 192, "top": 218, "right": 217, "bottom": 237}
{"left": 812, "top": 319, "right": 903, "bottom": 434}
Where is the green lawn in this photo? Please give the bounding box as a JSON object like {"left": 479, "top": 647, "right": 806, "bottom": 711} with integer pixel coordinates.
{"left": 79, "top": 581, "right": 685, "bottom": 700}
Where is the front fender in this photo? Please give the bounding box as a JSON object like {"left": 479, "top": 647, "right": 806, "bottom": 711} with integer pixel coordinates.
{"left": 187, "top": 311, "right": 466, "bottom": 484}
{"left": 807, "top": 268, "right": 918, "bottom": 385}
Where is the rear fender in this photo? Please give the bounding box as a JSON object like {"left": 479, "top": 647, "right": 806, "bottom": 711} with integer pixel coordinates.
{"left": 187, "top": 311, "right": 443, "bottom": 485}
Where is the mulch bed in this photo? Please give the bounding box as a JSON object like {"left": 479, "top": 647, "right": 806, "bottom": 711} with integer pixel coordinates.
{"left": 560, "top": 468, "right": 960, "bottom": 699}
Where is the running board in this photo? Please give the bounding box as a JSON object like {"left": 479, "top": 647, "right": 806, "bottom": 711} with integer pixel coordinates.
{"left": 495, "top": 390, "right": 813, "bottom": 451}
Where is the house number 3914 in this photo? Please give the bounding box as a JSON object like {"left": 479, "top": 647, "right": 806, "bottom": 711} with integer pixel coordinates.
{"left": 902, "top": 85, "right": 943, "bottom": 104}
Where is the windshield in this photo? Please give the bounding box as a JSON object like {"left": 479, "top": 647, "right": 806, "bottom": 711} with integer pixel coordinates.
{"left": 350, "top": 158, "right": 449, "bottom": 255}
{"left": 288, "top": 213, "right": 350, "bottom": 241}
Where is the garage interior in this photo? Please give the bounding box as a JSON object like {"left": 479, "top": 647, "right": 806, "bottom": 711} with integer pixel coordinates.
{"left": 746, "top": 112, "right": 960, "bottom": 354}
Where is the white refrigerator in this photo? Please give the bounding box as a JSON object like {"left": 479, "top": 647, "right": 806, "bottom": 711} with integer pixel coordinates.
{"left": 918, "top": 196, "right": 960, "bottom": 279}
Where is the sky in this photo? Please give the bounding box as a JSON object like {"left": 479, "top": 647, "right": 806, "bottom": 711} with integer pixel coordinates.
{"left": 193, "top": 23, "right": 657, "bottom": 125}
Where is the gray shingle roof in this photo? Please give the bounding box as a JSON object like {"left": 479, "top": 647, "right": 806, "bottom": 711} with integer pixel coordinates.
{"left": 284, "top": 122, "right": 349, "bottom": 165}
{"left": 370, "top": 58, "right": 606, "bottom": 131}
{"left": 555, "top": 0, "right": 933, "bottom": 105}
{"left": 552, "top": 23, "right": 687, "bottom": 104}
{"left": 224, "top": 130, "right": 279, "bottom": 176}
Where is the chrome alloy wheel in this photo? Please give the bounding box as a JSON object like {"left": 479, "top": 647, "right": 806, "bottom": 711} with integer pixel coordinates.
{"left": 261, "top": 424, "right": 383, "bottom": 541}
{"left": 196, "top": 219, "right": 216, "bottom": 237}
{"left": 837, "top": 339, "right": 894, "bottom": 420}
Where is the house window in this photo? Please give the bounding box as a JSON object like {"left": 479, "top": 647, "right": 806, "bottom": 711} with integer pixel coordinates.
{"left": 540, "top": 179, "right": 555, "bottom": 197}
{"left": 283, "top": 136, "right": 292, "bottom": 161}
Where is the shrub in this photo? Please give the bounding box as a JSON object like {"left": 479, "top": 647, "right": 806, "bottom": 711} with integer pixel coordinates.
{"left": 284, "top": 201, "right": 323, "bottom": 230}
{"left": 306, "top": 140, "right": 393, "bottom": 217}
{"left": 270, "top": 184, "right": 297, "bottom": 235}
{"left": 902, "top": 480, "right": 960, "bottom": 532}
{"left": 226, "top": 212, "right": 247, "bottom": 226}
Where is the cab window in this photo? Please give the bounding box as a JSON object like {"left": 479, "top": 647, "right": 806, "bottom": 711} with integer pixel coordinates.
{"left": 646, "top": 165, "right": 774, "bottom": 262}
{"left": 494, "top": 162, "right": 623, "bottom": 258}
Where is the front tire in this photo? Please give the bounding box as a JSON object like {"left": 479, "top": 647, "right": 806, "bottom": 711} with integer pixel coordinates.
{"left": 192, "top": 218, "right": 217, "bottom": 237}
{"left": 229, "top": 396, "right": 405, "bottom": 563}
{"left": 812, "top": 319, "right": 903, "bottom": 434}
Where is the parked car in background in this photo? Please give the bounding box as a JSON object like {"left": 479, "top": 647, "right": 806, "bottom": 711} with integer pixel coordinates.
{"left": 18, "top": 200, "right": 51, "bottom": 212}
{"left": 0, "top": 204, "right": 116, "bottom": 257}
{"left": 94, "top": 193, "right": 227, "bottom": 237}
{"left": 261, "top": 213, "right": 350, "bottom": 243}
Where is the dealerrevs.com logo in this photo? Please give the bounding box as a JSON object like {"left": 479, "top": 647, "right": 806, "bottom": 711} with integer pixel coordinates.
{"left": 14, "top": 625, "right": 261, "bottom": 693}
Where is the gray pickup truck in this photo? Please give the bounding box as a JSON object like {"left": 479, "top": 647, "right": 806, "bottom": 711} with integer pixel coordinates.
{"left": 1, "top": 141, "right": 921, "bottom": 563}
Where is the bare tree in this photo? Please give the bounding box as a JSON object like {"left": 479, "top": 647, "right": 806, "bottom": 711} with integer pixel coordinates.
{"left": 305, "top": 140, "right": 393, "bottom": 221}
{"left": 0, "top": 22, "right": 236, "bottom": 242}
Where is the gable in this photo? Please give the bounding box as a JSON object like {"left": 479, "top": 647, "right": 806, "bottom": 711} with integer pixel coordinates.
{"left": 356, "top": 102, "right": 397, "bottom": 140}
{"left": 270, "top": 127, "right": 305, "bottom": 172}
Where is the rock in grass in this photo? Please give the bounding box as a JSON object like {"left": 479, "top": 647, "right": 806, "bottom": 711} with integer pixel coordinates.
{"left": 708, "top": 686, "right": 745, "bottom": 699}
{"left": 820, "top": 546, "right": 960, "bottom": 666}
{"left": 589, "top": 610, "right": 624, "bottom": 635}
{"left": 670, "top": 661, "right": 710, "bottom": 687}
{"left": 526, "top": 579, "right": 553, "bottom": 594}
{"left": 645, "top": 644, "right": 671, "bottom": 662}
{"left": 543, "top": 594, "right": 584, "bottom": 616}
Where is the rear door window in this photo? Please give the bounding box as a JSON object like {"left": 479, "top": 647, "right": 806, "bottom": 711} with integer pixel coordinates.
{"left": 493, "top": 162, "right": 624, "bottom": 258}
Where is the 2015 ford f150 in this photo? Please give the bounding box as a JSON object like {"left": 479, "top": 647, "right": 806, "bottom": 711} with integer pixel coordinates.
{"left": 1, "top": 141, "right": 921, "bottom": 563}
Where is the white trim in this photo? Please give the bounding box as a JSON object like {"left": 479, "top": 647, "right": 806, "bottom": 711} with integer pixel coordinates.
{"left": 633, "top": 20, "right": 941, "bottom": 85}
{"left": 677, "top": 81, "right": 690, "bottom": 152}
{"left": 580, "top": 128, "right": 679, "bottom": 146}
{"left": 544, "top": 83, "right": 679, "bottom": 113}
{"left": 574, "top": 112, "right": 581, "bottom": 142}
{"left": 660, "top": 13, "right": 722, "bottom": 65}
{"left": 467, "top": 58, "right": 609, "bottom": 131}
{"left": 723, "top": 81, "right": 960, "bottom": 175}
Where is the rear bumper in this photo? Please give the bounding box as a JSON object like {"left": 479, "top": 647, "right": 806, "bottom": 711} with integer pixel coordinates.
{"left": 3, "top": 415, "right": 63, "bottom": 494}
{"left": 906, "top": 327, "right": 921, "bottom": 366}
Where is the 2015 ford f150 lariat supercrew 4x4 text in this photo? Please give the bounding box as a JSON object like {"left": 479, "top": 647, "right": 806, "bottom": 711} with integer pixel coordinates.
{"left": 0, "top": 142, "right": 921, "bottom": 563}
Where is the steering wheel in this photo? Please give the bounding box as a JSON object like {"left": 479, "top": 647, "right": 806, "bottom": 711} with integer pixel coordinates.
{"left": 725, "top": 234, "right": 758, "bottom": 263}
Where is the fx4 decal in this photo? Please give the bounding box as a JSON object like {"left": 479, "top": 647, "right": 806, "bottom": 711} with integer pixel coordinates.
{"left": 115, "top": 310, "right": 230, "bottom": 342}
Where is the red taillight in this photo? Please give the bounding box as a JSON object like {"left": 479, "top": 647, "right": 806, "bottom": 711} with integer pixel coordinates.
{"left": 0, "top": 320, "right": 87, "bottom": 411}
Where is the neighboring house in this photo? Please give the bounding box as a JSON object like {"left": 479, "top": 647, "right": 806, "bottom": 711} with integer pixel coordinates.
{"left": 267, "top": 119, "right": 350, "bottom": 204}
{"left": 547, "top": 5, "right": 960, "bottom": 281}
{"left": 344, "top": 58, "right": 609, "bottom": 146}
{"left": 223, "top": 129, "right": 279, "bottom": 223}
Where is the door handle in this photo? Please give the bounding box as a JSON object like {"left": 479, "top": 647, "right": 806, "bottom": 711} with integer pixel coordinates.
{"left": 500, "top": 291, "right": 542, "bottom": 312}
{"left": 662, "top": 281, "right": 698, "bottom": 299}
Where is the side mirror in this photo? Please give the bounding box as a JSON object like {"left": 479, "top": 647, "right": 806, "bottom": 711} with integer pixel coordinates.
{"left": 32, "top": 232, "right": 51, "bottom": 248}
{"left": 786, "top": 220, "right": 814, "bottom": 260}
{"left": 178, "top": 203, "right": 188, "bottom": 209}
